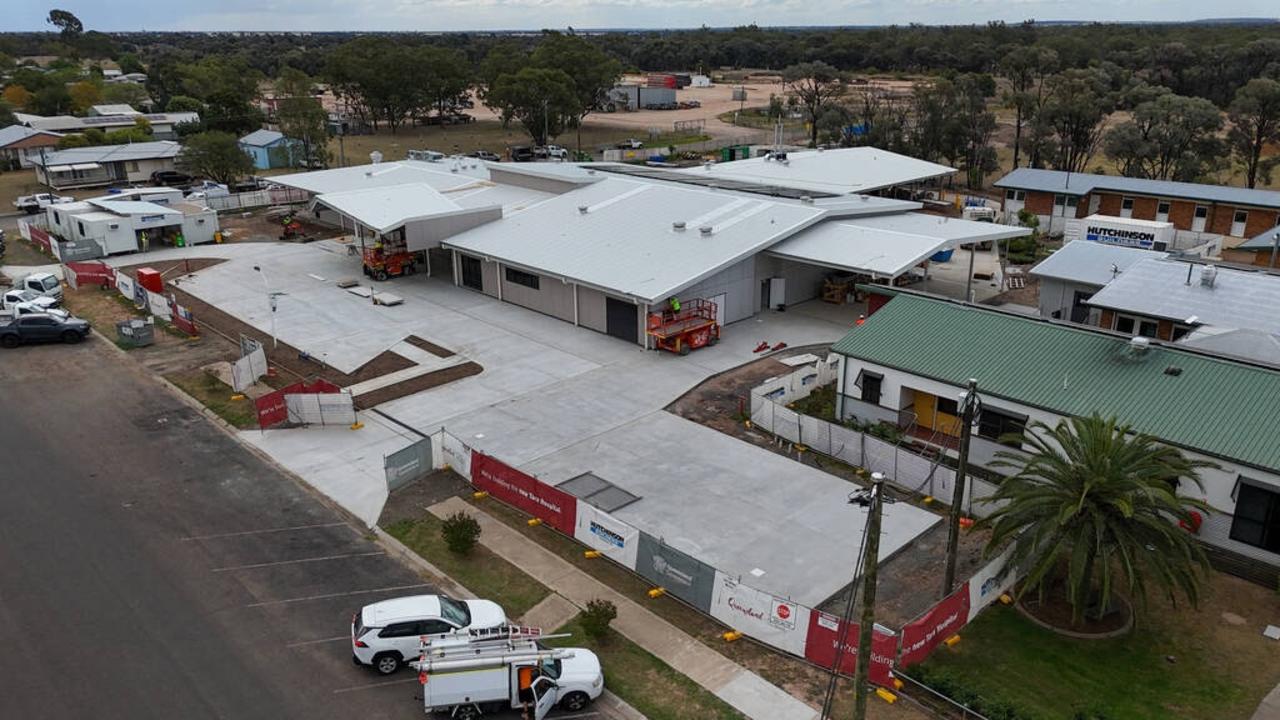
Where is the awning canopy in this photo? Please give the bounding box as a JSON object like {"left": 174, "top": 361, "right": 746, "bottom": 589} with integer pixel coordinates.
{"left": 46, "top": 164, "right": 73, "bottom": 172}
{"left": 69, "top": 162, "right": 102, "bottom": 171}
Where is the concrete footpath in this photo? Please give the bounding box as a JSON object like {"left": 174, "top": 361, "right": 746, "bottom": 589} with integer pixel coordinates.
{"left": 1254, "top": 684, "right": 1280, "bottom": 720}
{"left": 428, "top": 496, "right": 821, "bottom": 720}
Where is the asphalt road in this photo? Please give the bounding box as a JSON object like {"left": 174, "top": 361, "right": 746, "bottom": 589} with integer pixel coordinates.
{"left": 0, "top": 339, "right": 609, "bottom": 720}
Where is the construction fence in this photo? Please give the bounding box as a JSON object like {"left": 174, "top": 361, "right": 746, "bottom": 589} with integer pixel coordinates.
{"left": 749, "top": 360, "right": 1002, "bottom": 518}
{"left": 63, "top": 261, "right": 202, "bottom": 339}
{"left": 386, "top": 424, "right": 1019, "bottom": 692}
{"left": 205, "top": 187, "right": 311, "bottom": 212}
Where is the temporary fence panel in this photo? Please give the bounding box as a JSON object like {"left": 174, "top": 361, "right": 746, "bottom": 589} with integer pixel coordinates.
{"left": 828, "top": 423, "right": 863, "bottom": 467}
{"left": 967, "top": 545, "right": 1018, "bottom": 623}
{"left": 772, "top": 404, "right": 801, "bottom": 444}
{"left": 573, "top": 503, "right": 641, "bottom": 570}
{"left": 385, "top": 438, "right": 434, "bottom": 492}
{"left": 286, "top": 390, "right": 355, "bottom": 426}
{"left": 749, "top": 391, "right": 771, "bottom": 430}
{"left": 169, "top": 298, "right": 198, "bottom": 336}
{"left": 440, "top": 430, "right": 472, "bottom": 477}
{"left": 56, "top": 239, "right": 104, "bottom": 262}
{"left": 803, "top": 612, "right": 898, "bottom": 686}
{"left": 64, "top": 261, "right": 115, "bottom": 289}
{"left": 146, "top": 289, "right": 171, "bottom": 320}
{"left": 470, "top": 451, "right": 577, "bottom": 535}
{"left": 898, "top": 585, "right": 971, "bottom": 668}
{"left": 709, "top": 573, "right": 809, "bottom": 656}
{"left": 115, "top": 273, "right": 136, "bottom": 306}
{"left": 861, "top": 433, "right": 898, "bottom": 478}
{"left": 27, "top": 224, "right": 53, "bottom": 254}
{"left": 255, "top": 378, "right": 343, "bottom": 429}
{"left": 634, "top": 533, "right": 717, "bottom": 613}
{"left": 750, "top": 356, "right": 840, "bottom": 407}
{"left": 799, "top": 414, "right": 830, "bottom": 455}
{"left": 231, "top": 347, "right": 268, "bottom": 392}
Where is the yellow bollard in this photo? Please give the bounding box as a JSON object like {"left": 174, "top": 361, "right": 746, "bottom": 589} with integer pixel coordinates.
{"left": 922, "top": 495, "right": 935, "bottom": 505}
{"left": 230, "top": 394, "right": 245, "bottom": 401}
{"left": 722, "top": 630, "right": 743, "bottom": 642}
{"left": 892, "top": 678, "right": 904, "bottom": 690}
{"left": 527, "top": 518, "right": 543, "bottom": 527}
{"left": 999, "top": 593, "right": 1013, "bottom": 605}
{"left": 472, "top": 491, "right": 489, "bottom": 500}
{"left": 876, "top": 688, "right": 898, "bottom": 704}
{"left": 647, "top": 587, "right": 666, "bottom": 599}
{"left": 349, "top": 421, "right": 364, "bottom": 430}
{"left": 583, "top": 550, "right": 602, "bottom": 559}
{"left": 944, "top": 634, "right": 961, "bottom": 647}
{"left": 744, "top": 419, "right": 753, "bottom": 429}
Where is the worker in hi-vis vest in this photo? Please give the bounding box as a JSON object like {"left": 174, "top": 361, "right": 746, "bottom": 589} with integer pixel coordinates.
{"left": 668, "top": 296, "right": 681, "bottom": 314}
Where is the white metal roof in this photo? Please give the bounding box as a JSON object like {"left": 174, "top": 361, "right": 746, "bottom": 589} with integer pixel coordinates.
{"left": 87, "top": 199, "right": 181, "bottom": 216}
{"left": 443, "top": 176, "right": 825, "bottom": 303}
{"left": 675, "top": 147, "right": 956, "bottom": 196}
{"left": 768, "top": 213, "right": 1030, "bottom": 278}
{"left": 90, "top": 104, "right": 141, "bottom": 116}
{"left": 270, "top": 160, "right": 488, "bottom": 195}
{"left": 33, "top": 141, "right": 181, "bottom": 166}
{"left": 315, "top": 183, "right": 464, "bottom": 234}
{"left": 1087, "top": 258, "right": 1280, "bottom": 335}
{"left": 1029, "top": 240, "right": 1169, "bottom": 286}
{"left": 239, "top": 129, "right": 286, "bottom": 147}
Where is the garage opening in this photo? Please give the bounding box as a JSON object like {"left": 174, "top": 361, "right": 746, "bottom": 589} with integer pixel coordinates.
{"left": 605, "top": 297, "right": 638, "bottom": 343}
{"left": 460, "top": 254, "right": 483, "bottom": 291}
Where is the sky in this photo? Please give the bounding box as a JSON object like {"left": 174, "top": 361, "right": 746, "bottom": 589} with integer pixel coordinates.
{"left": 6, "top": 0, "right": 1278, "bottom": 32}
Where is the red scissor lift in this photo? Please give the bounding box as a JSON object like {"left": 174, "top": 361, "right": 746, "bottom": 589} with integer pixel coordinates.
{"left": 647, "top": 298, "right": 721, "bottom": 355}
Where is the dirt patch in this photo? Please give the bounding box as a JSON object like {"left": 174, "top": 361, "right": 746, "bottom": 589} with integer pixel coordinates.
{"left": 1, "top": 234, "right": 56, "bottom": 267}
{"left": 217, "top": 208, "right": 338, "bottom": 244}
{"left": 377, "top": 469, "right": 472, "bottom": 526}
{"left": 983, "top": 271, "right": 1040, "bottom": 308}
{"left": 405, "top": 334, "right": 455, "bottom": 358}
{"left": 354, "top": 361, "right": 482, "bottom": 409}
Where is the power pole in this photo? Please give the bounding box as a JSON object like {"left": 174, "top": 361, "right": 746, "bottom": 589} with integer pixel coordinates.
{"left": 942, "top": 379, "right": 978, "bottom": 597}
{"left": 852, "top": 473, "right": 885, "bottom": 720}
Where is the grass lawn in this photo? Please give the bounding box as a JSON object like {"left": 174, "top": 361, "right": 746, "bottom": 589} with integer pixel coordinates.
{"left": 384, "top": 514, "right": 550, "bottom": 618}
{"left": 1, "top": 234, "right": 55, "bottom": 267}
{"left": 165, "top": 369, "right": 259, "bottom": 429}
{"left": 916, "top": 572, "right": 1280, "bottom": 720}
{"left": 547, "top": 617, "right": 746, "bottom": 720}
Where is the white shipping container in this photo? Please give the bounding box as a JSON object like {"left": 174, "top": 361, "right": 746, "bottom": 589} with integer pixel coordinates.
{"left": 1065, "top": 214, "right": 1176, "bottom": 251}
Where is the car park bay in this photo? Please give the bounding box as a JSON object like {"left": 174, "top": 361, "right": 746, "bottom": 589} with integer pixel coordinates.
{"left": 0, "top": 341, "right": 607, "bottom": 720}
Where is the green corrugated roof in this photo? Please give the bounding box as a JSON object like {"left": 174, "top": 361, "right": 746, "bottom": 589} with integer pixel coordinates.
{"left": 832, "top": 292, "right": 1280, "bottom": 473}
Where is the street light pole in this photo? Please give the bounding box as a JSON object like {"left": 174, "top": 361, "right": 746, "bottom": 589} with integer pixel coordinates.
{"left": 852, "top": 473, "right": 885, "bottom": 720}
{"left": 942, "top": 378, "right": 979, "bottom": 597}
{"left": 253, "top": 264, "right": 278, "bottom": 350}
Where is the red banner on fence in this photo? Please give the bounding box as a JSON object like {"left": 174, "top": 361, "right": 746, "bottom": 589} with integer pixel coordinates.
{"left": 470, "top": 451, "right": 577, "bottom": 535}
{"left": 898, "top": 585, "right": 970, "bottom": 667}
{"left": 804, "top": 611, "right": 897, "bottom": 686}
{"left": 255, "top": 378, "right": 342, "bottom": 429}
{"left": 29, "top": 225, "right": 52, "bottom": 254}
{"left": 66, "top": 261, "right": 116, "bottom": 289}
{"left": 168, "top": 296, "right": 198, "bottom": 336}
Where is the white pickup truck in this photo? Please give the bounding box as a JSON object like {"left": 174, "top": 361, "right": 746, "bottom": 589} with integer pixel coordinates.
{"left": 13, "top": 192, "right": 74, "bottom": 214}
{"left": 12, "top": 272, "right": 64, "bottom": 305}
{"left": 1, "top": 288, "right": 61, "bottom": 315}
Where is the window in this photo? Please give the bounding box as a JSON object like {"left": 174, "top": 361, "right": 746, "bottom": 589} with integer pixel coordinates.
{"left": 856, "top": 370, "right": 883, "bottom": 404}
{"left": 1005, "top": 189, "right": 1025, "bottom": 201}
{"left": 77, "top": 221, "right": 85, "bottom": 235}
{"left": 504, "top": 267, "right": 540, "bottom": 290}
{"left": 1138, "top": 319, "right": 1158, "bottom": 338}
{"left": 1157, "top": 201, "right": 1170, "bottom": 216}
{"left": 1171, "top": 325, "right": 1193, "bottom": 341}
{"left": 1114, "top": 315, "right": 1136, "bottom": 334}
{"left": 1121, "top": 197, "right": 1135, "bottom": 211}
{"left": 1194, "top": 206, "right": 1209, "bottom": 219}
{"left": 1230, "top": 480, "right": 1280, "bottom": 552}
{"left": 127, "top": 161, "right": 139, "bottom": 172}
{"left": 378, "top": 622, "right": 420, "bottom": 639}
{"left": 936, "top": 397, "right": 959, "bottom": 417}
{"left": 418, "top": 619, "right": 452, "bottom": 635}
{"left": 977, "top": 407, "right": 1027, "bottom": 447}
{"left": 1234, "top": 210, "right": 1249, "bottom": 224}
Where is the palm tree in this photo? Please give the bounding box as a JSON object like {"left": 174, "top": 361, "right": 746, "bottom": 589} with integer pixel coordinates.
{"left": 980, "top": 414, "right": 1212, "bottom": 623}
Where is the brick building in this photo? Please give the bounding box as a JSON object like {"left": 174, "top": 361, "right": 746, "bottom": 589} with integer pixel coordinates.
{"left": 994, "top": 168, "right": 1280, "bottom": 246}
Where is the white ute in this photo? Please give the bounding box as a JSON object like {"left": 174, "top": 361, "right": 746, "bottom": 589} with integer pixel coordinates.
{"left": 13, "top": 192, "right": 74, "bottom": 214}
{"left": 351, "top": 594, "right": 507, "bottom": 675}
{"left": 413, "top": 625, "right": 604, "bottom": 719}
{"left": 14, "top": 272, "right": 63, "bottom": 304}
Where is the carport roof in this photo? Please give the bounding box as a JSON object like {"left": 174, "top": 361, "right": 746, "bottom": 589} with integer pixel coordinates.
{"left": 1028, "top": 240, "right": 1168, "bottom": 286}
{"left": 443, "top": 176, "right": 825, "bottom": 303}
{"left": 314, "top": 183, "right": 465, "bottom": 234}
{"left": 673, "top": 147, "right": 956, "bottom": 196}
{"left": 768, "top": 213, "right": 1030, "bottom": 278}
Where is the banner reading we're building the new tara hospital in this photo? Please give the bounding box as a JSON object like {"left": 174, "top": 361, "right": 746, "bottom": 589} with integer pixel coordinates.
{"left": 470, "top": 451, "right": 577, "bottom": 535}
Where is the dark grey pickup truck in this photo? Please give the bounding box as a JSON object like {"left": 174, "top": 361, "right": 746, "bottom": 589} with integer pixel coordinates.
{"left": 0, "top": 313, "right": 91, "bottom": 348}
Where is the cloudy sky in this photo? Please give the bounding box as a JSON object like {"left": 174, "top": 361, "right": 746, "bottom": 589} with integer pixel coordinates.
{"left": 7, "top": 0, "right": 1278, "bottom": 31}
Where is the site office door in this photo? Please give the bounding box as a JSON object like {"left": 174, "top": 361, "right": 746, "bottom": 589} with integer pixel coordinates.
{"left": 605, "top": 297, "right": 638, "bottom": 344}
{"left": 460, "top": 254, "right": 483, "bottom": 291}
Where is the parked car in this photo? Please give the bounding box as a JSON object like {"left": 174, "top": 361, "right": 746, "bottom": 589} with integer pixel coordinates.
{"left": 351, "top": 594, "right": 507, "bottom": 675}
{"left": 12, "top": 192, "right": 74, "bottom": 214}
{"left": 0, "top": 313, "right": 91, "bottom": 348}
{"left": 1, "top": 288, "right": 60, "bottom": 314}
{"left": 468, "top": 150, "right": 501, "bottom": 162}
{"left": 13, "top": 272, "right": 63, "bottom": 305}
{"left": 542, "top": 145, "right": 569, "bottom": 160}
{"left": 151, "top": 170, "right": 194, "bottom": 186}
{"left": 616, "top": 138, "right": 644, "bottom": 149}
{"left": 184, "top": 180, "right": 230, "bottom": 201}
{"left": 8, "top": 302, "right": 71, "bottom": 320}
{"left": 510, "top": 146, "right": 535, "bottom": 162}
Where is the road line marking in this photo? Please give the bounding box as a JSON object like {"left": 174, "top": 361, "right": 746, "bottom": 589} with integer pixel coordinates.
{"left": 246, "top": 583, "right": 432, "bottom": 608}
{"left": 286, "top": 635, "right": 349, "bottom": 648}
{"left": 181, "top": 521, "right": 349, "bottom": 541}
{"left": 212, "top": 551, "right": 384, "bottom": 572}
{"left": 331, "top": 678, "right": 418, "bottom": 694}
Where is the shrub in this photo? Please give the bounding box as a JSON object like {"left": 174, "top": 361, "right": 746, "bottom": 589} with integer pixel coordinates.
{"left": 441, "top": 511, "right": 481, "bottom": 554}
{"left": 580, "top": 599, "right": 618, "bottom": 641}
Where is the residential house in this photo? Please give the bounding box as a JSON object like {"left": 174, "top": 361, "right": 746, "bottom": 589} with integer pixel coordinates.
{"left": 832, "top": 289, "right": 1280, "bottom": 581}
{"left": 30, "top": 141, "right": 182, "bottom": 190}
{"left": 238, "top": 129, "right": 300, "bottom": 169}
{"left": 15, "top": 111, "right": 199, "bottom": 141}
{"left": 1084, "top": 258, "right": 1280, "bottom": 342}
{"left": 994, "top": 167, "right": 1280, "bottom": 247}
{"left": 1028, "top": 240, "right": 1167, "bottom": 322}
{"left": 0, "top": 125, "right": 63, "bottom": 169}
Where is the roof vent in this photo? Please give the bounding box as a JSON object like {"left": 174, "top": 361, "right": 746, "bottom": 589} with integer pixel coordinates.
{"left": 1163, "top": 366, "right": 1183, "bottom": 377}
{"left": 369, "top": 150, "right": 383, "bottom": 165}
{"left": 860, "top": 195, "right": 869, "bottom": 202}
{"left": 800, "top": 195, "right": 813, "bottom": 204}
{"left": 703, "top": 161, "right": 713, "bottom": 171}
{"left": 773, "top": 151, "right": 788, "bottom": 162}
{"left": 1128, "top": 336, "right": 1151, "bottom": 355}
{"left": 699, "top": 225, "right": 713, "bottom": 236}
{"left": 587, "top": 169, "right": 596, "bottom": 175}
{"left": 1199, "top": 264, "right": 1217, "bottom": 288}
{"left": 578, "top": 205, "right": 589, "bottom": 214}
{"left": 672, "top": 221, "right": 686, "bottom": 231}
